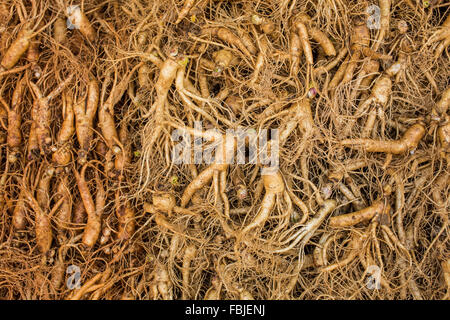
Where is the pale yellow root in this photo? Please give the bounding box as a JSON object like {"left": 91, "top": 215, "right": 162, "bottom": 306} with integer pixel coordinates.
{"left": 53, "top": 18, "right": 67, "bottom": 44}
{"left": 155, "top": 263, "right": 173, "bottom": 300}
{"left": 329, "top": 200, "right": 385, "bottom": 228}
{"left": 308, "top": 27, "right": 336, "bottom": 56}
{"left": 241, "top": 170, "right": 284, "bottom": 235}
{"left": 435, "top": 87, "right": 450, "bottom": 116}
{"left": 66, "top": 5, "right": 96, "bottom": 42}
{"left": 430, "top": 14, "right": 450, "bottom": 59}
{"left": 289, "top": 30, "right": 302, "bottom": 75}
{"left": 295, "top": 22, "right": 313, "bottom": 65}
{"left": 437, "top": 115, "right": 450, "bottom": 155}
{"left": 442, "top": 259, "right": 450, "bottom": 299}
{"left": 181, "top": 162, "right": 228, "bottom": 207}
{"left": 75, "top": 79, "right": 99, "bottom": 164}
{"left": 21, "top": 185, "right": 53, "bottom": 254}
{"left": 181, "top": 244, "right": 197, "bottom": 300}
{"left": 1, "top": 28, "right": 33, "bottom": 70}
{"left": 201, "top": 27, "right": 253, "bottom": 59}
{"left": 99, "top": 63, "right": 143, "bottom": 154}
{"left": 175, "top": 0, "right": 196, "bottom": 24}
{"left": 252, "top": 15, "right": 276, "bottom": 35}
{"left": 328, "top": 56, "right": 350, "bottom": 90}
{"left": 315, "top": 47, "right": 347, "bottom": 76}
{"left": 341, "top": 123, "right": 426, "bottom": 155}
{"left": 374, "top": 0, "right": 391, "bottom": 50}
{"left": 142, "top": 58, "right": 179, "bottom": 158}
{"left": 320, "top": 232, "right": 367, "bottom": 272}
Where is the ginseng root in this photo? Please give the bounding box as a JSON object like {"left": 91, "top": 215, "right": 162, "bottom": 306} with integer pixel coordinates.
{"left": 341, "top": 123, "right": 426, "bottom": 155}
{"left": 329, "top": 200, "right": 386, "bottom": 228}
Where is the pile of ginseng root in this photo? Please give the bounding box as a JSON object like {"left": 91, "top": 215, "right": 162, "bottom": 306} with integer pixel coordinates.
{"left": 0, "top": 0, "right": 449, "bottom": 300}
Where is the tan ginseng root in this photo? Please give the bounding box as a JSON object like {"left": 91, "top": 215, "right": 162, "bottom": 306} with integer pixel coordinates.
{"left": 140, "top": 56, "right": 181, "bottom": 184}
{"left": 27, "top": 100, "right": 40, "bottom": 160}
{"left": 238, "top": 169, "right": 287, "bottom": 239}
{"left": 115, "top": 190, "right": 135, "bottom": 241}
{"left": 232, "top": 166, "right": 248, "bottom": 204}
{"left": 280, "top": 97, "right": 318, "bottom": 199}
{"left": 26, "top": 36, "right": 40, "bottom": 77}
{"left": 341, "top": 123, "right": 426, "bottom": 155}
{"left": 348, "top": 59, "right": 380, "bottom": 102}
{"left": 95, "top": 140, "right": 114, "bottom": 179}
{"left": 329, "top": 20, "right": 370, "bottom": 90}
{"left": 175, "top": 127, "right": 234, "bottom": 209}
{"left": 392, "top": 37, "right": 415, "bottom": 86}
{"left": 0, "top": 1, "right": 51, "bottom": 73}
{"left": 428, "top": 13, "right": 450, "bottom": 59}
{"left": 74, "top": 163, "right": 106, "bottom": 248}
{"left": 277, "top": 97, "right": 317, "bottom": 146}
{"left": 18, "top": 164, "right": 59, "bottom": 254}
{"left": 112, "top": 119, "right": 135, "bottom": 241}
{"left": 435, "top": 87, "right": 450, "bottom": 117}
{"left": 373, "top": 0, "right": 391, "bottom": 50}
{"left": 5, "top": 76, "right": 26, "bottom": 163}
{"left": 74, "top": 79, "right": 99, "bottom": 164}
{"left": 295, "top": 13, "right": 336, "bottom": 57}
{"left": 201, "top": 27, "right": 254, "bottom": 62}
{"left": 437, "top": 115, "right": 450, "bottom": 161}
{"left": 204, "top": 276, "right": 222, "bottom": 300}
{"left": 175, "top": 0, "right": 196, "bottom": 24}
{"left": 251, "top": 14, "right": 275, "bottom": 35}
{"left": 391, "top": 172, "right": 424, "bottom": 300}
{"left": 329, "top": 18, "right": 391, "bottom": 92}
{"left": 181, "top": 244, "right": 197, "bottom": 300}
{"left": 430, "top": 170, "right": 449, "bottom": 231}
{"left": 99, "top": 62, "right": 143, "bottom": 156}
{"left": 13, "top": 188, "right": 28, "bottom": 231}
{"left": 235, "top": 27, "right": 258, "bottom": 56}
{"left": 72, "top": 199, "right": 87, "bottom": 234}
{"left": 153, "top": 262, "right": 173, "bottom": 300}
{"left": 319, "top": 231, "right": 368, "bottom": 272}
{"left": 144, "top": 192, "right": 200, "bottom": 217}
{"left": 36, "top": 165, "right": 55, "bottom": 216}
{"left": 28, "top": 75, "right": 73, "bottom": 155}
{"left": 174, "top": 63, "right": 221, "bottom": 127}
{"left": 65, "top": 4, "right": 96, "bottom": 42}
{"left": 289, "top": 29, "right": 303, "bottom": 76}
{"left": 337, "top": 176, "right": 366, "bottom": 211}
{"left": 443, "top": 259, "right": 450, "bottom": 300}
{"left": 67, "top": 267, "right": 112, "bottom": 300}
{"left": 314, "top": 47, "right": 348, "bottom": 77}
{"left": 329, "top": 199, "right": 386, "bottom": 228}
{"left": 273, "top": 200, "right": 337, "bottom": 253}
{"left": 292, "top": 19, "right": 313, "bottom": 65}
{"left": 53, "top": 18, "right": 67, "bottom": 44}
{"left": 344, "top": 58, "right": 404, "bottom": 138}
{"left": 114, "top": 122, "right": 131, "bottom": 179}
{"left": 212, "top": 49, "right": 236, "bottom": 77}
{"left": 249, "top": 36, "right": 268, "bottom": 85}
{"left": 52, "top": 90, "right": 74, "bottom": 166}
{"left": 25, "top": 189, "right": 53, "bottom": 254}
{"left": 244, "top": 98, "right": 317, "bottom": 224}
{"left": 432, "top": 87, "right": 450, "bottom": 160}
{"left": 54, "top": 173, "right": 72, "bottom": 239}
{"left": 313, "top": 232, "right": 345, "bottom": 267}
{"left": 328, "top": 159, "right": 368, "bottom": 181}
